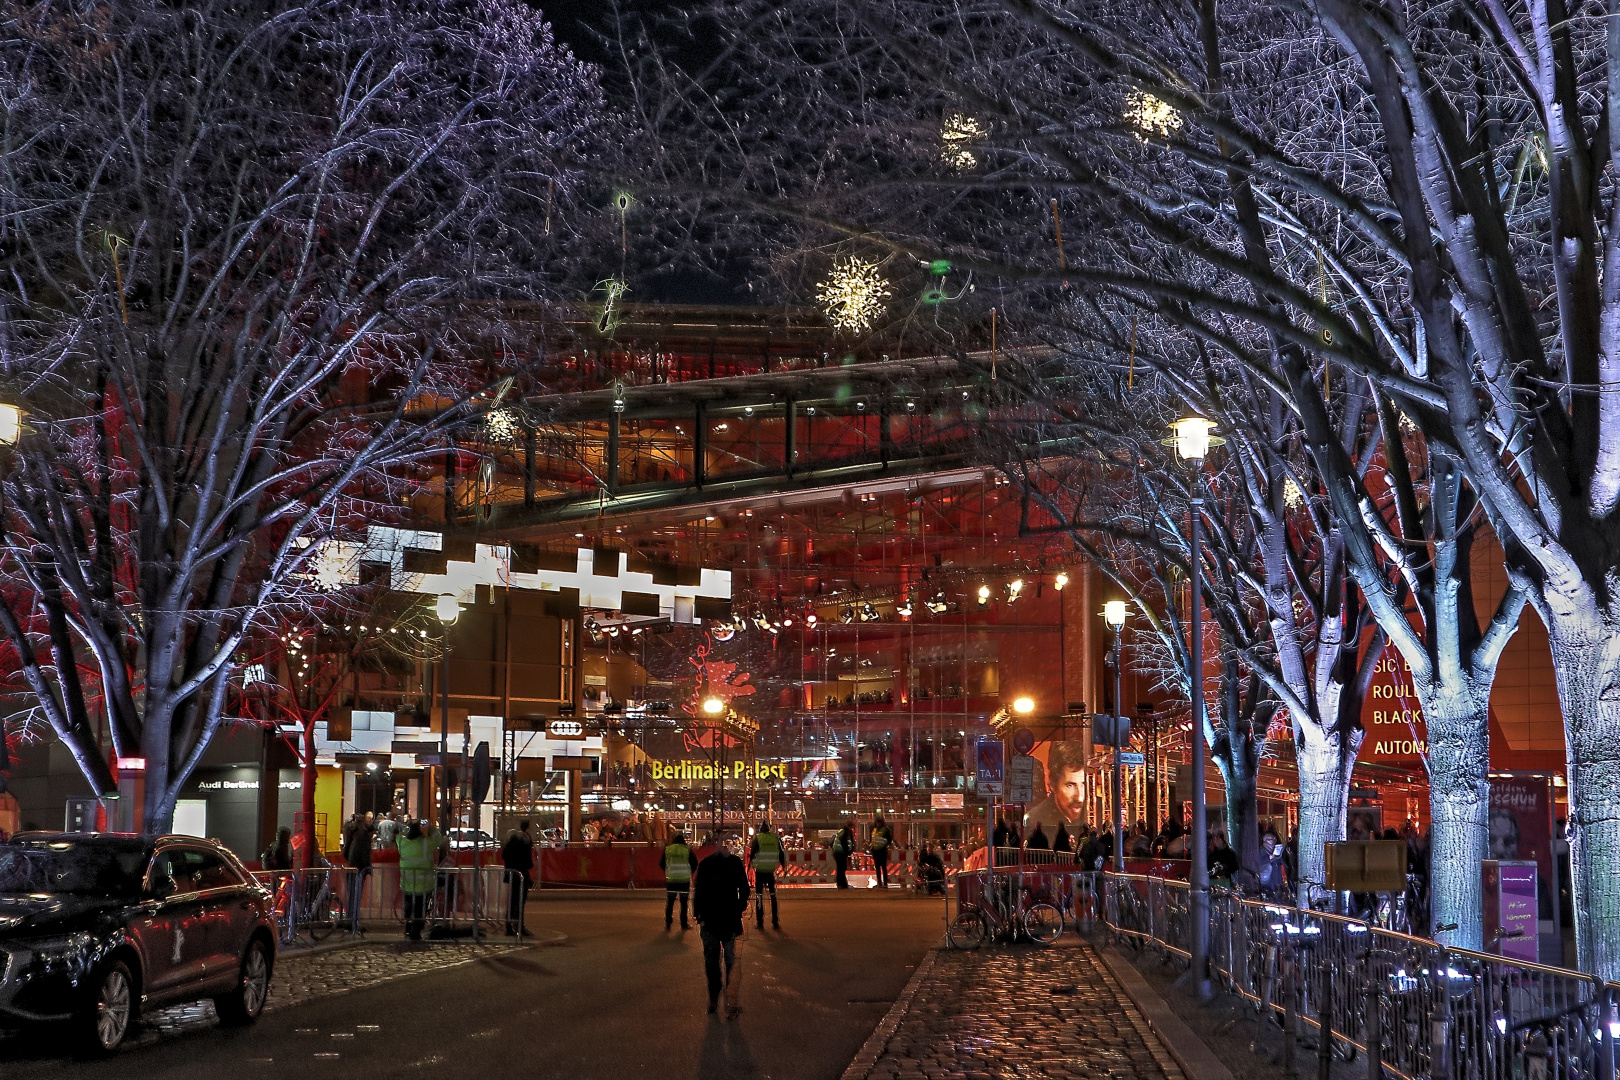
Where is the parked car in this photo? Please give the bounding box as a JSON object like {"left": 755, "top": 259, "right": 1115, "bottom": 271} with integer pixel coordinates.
{"left": 0, "top": 832, "right": 277, "bottom": 1056}
{"left": 445, "top": 828, "right": 500, "bottom": 851}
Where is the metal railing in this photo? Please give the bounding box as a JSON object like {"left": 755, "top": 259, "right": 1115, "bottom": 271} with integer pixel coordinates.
{"left": 253, "top": 865, "right": 517, "bottom": 946}
{"left": 1101, "top": 872, "right": 1619, "bottom": 1080}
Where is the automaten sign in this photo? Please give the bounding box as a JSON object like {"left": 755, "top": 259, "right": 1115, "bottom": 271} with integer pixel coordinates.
{"left": 649, "top": 758, "right": 788, "bottom": 787}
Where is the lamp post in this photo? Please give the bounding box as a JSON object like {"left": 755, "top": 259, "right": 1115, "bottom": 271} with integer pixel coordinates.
{"left": 435, "top": 592, "right": 460, "bottom": 834}
{"left": 703, "top": 696, "right": 725, "bottom": 835}
{"left": 1170, "top": 415, "right": 1216, "bottom": 998}
{"left": 1103, "top": 600, "right": 1127, "bottom": 872}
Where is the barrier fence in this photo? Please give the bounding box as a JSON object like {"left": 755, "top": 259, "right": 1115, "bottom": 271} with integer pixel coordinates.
{"left": 252, "top": 866, "right": 519, "bottom": 946}
{"left": 1101, "top": 872, "right": 1620, "bottom": 1080}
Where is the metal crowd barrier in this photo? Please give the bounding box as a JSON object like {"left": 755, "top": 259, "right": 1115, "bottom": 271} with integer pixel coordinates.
{"left": 253, "top": 865, "right": 517, "bottom": 945}
{"left": 1101, "top": 872, "right": 1620, "bottom": 1080}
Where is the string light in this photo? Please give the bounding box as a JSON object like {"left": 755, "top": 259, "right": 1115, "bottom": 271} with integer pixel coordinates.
{"left": 941, "top": 114, "right": 986, "bottom": 170}
{"left": 485, "top": 407, "right": 518, "bottom": 443}
{"left": 1125, "top": 90, "right": 1182, "bottom": 139}
{"left": 817, "top": 257, "right": 891, "bottom": 333}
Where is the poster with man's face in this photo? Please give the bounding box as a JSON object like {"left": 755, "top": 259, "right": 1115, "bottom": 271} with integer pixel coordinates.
{"left": 1489, "top": 775, "right": 1552, "bottom": 898}
{"left": 1023, "top": 740, "right": 1088, "bottom": 834}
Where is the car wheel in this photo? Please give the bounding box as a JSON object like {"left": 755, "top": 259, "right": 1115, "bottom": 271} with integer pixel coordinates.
{"left": 74, "top": 958, "right": 136, "bottom": 1057}
{"left": 215, "top": 938, "right": 270, "bottom": 1026}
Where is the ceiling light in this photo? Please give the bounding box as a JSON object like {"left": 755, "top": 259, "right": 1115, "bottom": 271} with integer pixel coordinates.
{"left": 977, "top": 585, "right": 990, "bottom": 604}
{"left": 1055, "top": 571, "right": 1069, "bottom": 591}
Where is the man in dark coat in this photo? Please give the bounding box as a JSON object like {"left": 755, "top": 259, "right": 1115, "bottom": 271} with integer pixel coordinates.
{"left": 692, "top": 832, "right": 750, "bottom": 1017}
{"left": 501, "top": 820, "right": 536, "bottom": 936}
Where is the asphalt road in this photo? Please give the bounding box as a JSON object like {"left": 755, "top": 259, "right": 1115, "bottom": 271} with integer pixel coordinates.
{"left": 2, "top": 890, "right": 946, "bottom": 1079}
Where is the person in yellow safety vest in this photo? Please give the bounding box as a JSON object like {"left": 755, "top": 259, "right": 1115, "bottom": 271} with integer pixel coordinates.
{"left": 397, "top": 819, "right": 446, "bottom": 941}
{"left": 748, "top": 822, "right": 782, "bottom": 930}
{"left": 660, "top": 830, "right": 698, "bottom": 930}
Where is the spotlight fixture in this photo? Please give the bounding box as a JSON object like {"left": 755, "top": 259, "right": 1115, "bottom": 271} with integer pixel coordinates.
{"left": 1055, "top": 571, "right": 1070, "bottom": 591}
{"left": 754, "top": 613, "right": 772, "bottom": 631}
{"left": 859, "top": 602, "right": 879, "bottom": 622}
{"left": 897, "top": 600, "right": 913, "bottom": 619}
{"left": 977, "top": 584, "right": 991, "bottom": 605}
{"left": 806, "top": 614, "right": 818, "bottom": 626}
{"left": 925, "top": 592, "right": 949, "bottom": 614}
{"left": 1008, "top": 578, "right": 1024, "bottom": 602}
{"left": 840, "top": 606, "right": 855, "bottom": 624}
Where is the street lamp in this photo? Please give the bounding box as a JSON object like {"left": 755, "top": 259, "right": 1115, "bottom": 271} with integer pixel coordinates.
{"left": 435, "top": 593, "right": 459, "bottom": 833}
{"left": 1103, "top": 601, "right": 1127, "bottom": 873}
{"left": 1012, "top": 696, "right": 1035, "bottom": 716}
{"left": 1170, "top": 414, "right": 1217, "bottom": 998}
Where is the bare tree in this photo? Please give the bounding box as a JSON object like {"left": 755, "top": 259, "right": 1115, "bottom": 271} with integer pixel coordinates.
{"left": 0, "top": 0, "right": 607, "bottom": 834}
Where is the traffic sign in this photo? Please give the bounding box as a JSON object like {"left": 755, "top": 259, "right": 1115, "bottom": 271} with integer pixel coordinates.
{"left": 1008, "top": 754, "right": 1036, "bottom": 804}
{"left": 1119, "top": 751, "right": 1145, "bottom": 766}
{"left": 974, "top": 737, "right": 1004, "bottom": 797}
{"left": 1012, "top": 728, "right": 1036, "bottom": 756}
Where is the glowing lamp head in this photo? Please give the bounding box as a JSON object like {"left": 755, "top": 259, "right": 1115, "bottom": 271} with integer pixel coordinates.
{"left": 435, "top": 593, "right": 460, "bottom": 625}
{"left": 0, "top": 403, "right": 24, "bottom": 447}
{"left": 1171, "top": 415, "right": 1217, "bottom": 463}
{"left": 1013, "top": 696, "right": 1035, "bottom": 716}
{"left": 1054, "top": 571, "right": 1069, "bottom": 591}
{"left": 702, "top": 696, "right": 726, "bottom": 716}
{"left": 1104, "top": 600, "right": 1128, "bottom": 628}
{"left": 1009, "top": 578, "right": 1023, "bottom": 597}
{"left": 977, "top": 584, "right": 991, "bottom": 604}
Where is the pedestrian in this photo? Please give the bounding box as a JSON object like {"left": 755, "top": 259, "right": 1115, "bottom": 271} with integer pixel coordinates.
{"left": 692, "top": 830, "right": 750, "bottom": 1018}
{"left": 868, "top": 813, "right": 893, "bottom": 888}
{"left": 661, "top": 828, "right": 697, "bottom": 930}
{"left": 832, "top": 819, "right": 855, "bottom": 889}
{"left": 917, "top": 842, "right": 946, "bottom": 895}
{"left": 263, "top": 826, "right": 293, "bottom": 871}
{"left": 1259, "top": 832, "right": 1288, "bottom": 896}
{"left": 1078, "top": 827, "right": 1102, "bottom": 871}
{"left": 342, "top": 811, "right": 375, "bottom": 932}
{"left": 1025, "top": 823, "right": 1050, "bottom": 850}
{"left": 1210, "top": 832, "right": 1239, "bottom": 884}
{"left": 375, "top": 811, "right": 401, "bottom": 850}
{"left": 501, "top": 819, "right": 536, "bottom": 936}
{"left": 749, "top": 821, "right": 782, "bottom": 930}
{"left": 992, "top": 816, "right": 1010, "bottom": 849}
{"left": 397, "top": 819, "right": 446, "bottom": 941}
{"left": 1053, "top": 822, "right": 1073, "bottom": 854}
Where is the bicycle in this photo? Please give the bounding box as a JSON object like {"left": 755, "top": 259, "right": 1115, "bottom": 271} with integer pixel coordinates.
{"left": 947, "top": 870, "right": 1065, "bottom": 948}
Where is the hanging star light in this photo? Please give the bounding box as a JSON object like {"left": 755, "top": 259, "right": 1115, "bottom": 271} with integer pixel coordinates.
{"left": 1283, "top": 477, "right": 1306, "bottom": 510}
{"left": 485, "top": 407, "right": 518, "bottom": 444}
{"left": 1124, "top": 90, "right": 1182, "bottom": 140}
{"left": 817, "top": 257, "right": 890, "bottom": 334}
{"left": 941, "top": 114, "right": 986, "bottom": 171}
{"left": 306, "top": 540, "right": 359, "bottom": 591}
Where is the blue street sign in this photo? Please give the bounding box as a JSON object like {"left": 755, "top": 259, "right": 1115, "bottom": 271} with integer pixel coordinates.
{"left": 975, "top": 737, "right": 1005, "bottom": 797}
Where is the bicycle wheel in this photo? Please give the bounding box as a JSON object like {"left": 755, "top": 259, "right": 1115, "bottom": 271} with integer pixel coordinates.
{"left": 1022, "top": 902, "right": 1065, "bottom": 945}
{"left": 307, "top": 888, "right": 338, "bottom": 941}
{"left": 947, "top": 910, "right": 987, "bottom": 949}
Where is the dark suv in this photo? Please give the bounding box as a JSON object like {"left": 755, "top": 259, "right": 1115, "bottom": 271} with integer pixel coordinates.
{"left": 0, "top": 832, "right": 277, "bottom": 1055}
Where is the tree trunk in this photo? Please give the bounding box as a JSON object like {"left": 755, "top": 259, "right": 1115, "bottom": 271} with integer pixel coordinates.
{"left": 1296, "top": 740, "right": 1353, "bottom": 905}
{"left": 1542, "top": 606, "right": 1620, "bottom": 978}
{"left": 1419, "top": 693, "right": 1490, "bottom": 951}
{"left": 1217, "top": 750, "right": 1262, "bottom": 877}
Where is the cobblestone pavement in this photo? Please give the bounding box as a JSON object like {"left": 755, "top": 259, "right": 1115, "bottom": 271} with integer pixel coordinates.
{"left": 855, "top": 943, "right": 1186, "bottom": 1080}
{"left": 144, "top": 940, "right": 532, "bottom": 1038}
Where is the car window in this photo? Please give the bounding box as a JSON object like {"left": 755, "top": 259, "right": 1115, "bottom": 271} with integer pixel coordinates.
{"left": 187, "top": 849, "right": 241, "bottom": 890}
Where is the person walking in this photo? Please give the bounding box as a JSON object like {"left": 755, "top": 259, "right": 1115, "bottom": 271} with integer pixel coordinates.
{"left": 263, "top": 826, "right": 294, "bottom": 871}
{"left": 832, "top": 820, "right": 855, "bottom": 889}
{"left": 692, "top": 831, "right": 750, "bottom": 1018}
{"left": 1053, "top": 822, "right": 1073, "bottom": 854}
{"left": 661, "top": 829, "right": 697, "bottom": 930}
{"left": 749, "top": 822, "right": 782, "bottom": 929}
{"left": 342, "top": 811, "right": 375, "bottom": 932}
{"left": 501, "top": 819, "right": 536, "bottom": 936}
{"left": 375, "top": 811, "right": 401, "bottom": 850}
{"left": 992, "top": 816, "right": 1010, "bottom": 849}
{"left": 397, "top": 819, "right": 446, "bottom": 942}
{"left": 1025, "top": 823, "right": 1050, "bottom": 851}
{"left": 868, "top": 813, "right": 893, "bottom": 888}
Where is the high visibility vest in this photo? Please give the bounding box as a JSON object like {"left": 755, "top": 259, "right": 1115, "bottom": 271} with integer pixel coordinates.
{"left": 751, "top": 832, "right": 781, "bottom": 872}
{"left": 398, "top": 832, "right": 439, "bottom": 894}
{"left": 664, "top": 843, "right": 693, "bottom": 883}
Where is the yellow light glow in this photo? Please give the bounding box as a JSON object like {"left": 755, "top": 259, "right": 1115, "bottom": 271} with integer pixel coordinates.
{"left": 0, "top": 404, "right": 23, "bottom": 447}
{"left": 1104, "top": 600, "right": 1127, "bottom": 628}
{"left": 1054, "top": 572, "right": 1070, "bottom": 591}
{"left": 817, "top": 257, "right": 891, "bottom": 334}
{"left": 941, "top": 113, "right": 987, "bottom": 170}
{"left": 485, "top": 407, "right": 517, "bottom": 443}
{"left": 703, "top": 696, "right": 726, "bottom": 715}
{"left": 1171, "top": 416, "right": 1216, "bottom": 462}
{"left": 1013, "top": 696, "right": 1035, "bottom": 715}
{"left": 977, "top": 584, "right": 991, "bottom": 604}
{"left": 1125, "top": 90, "right": 1182, "bottom": 139}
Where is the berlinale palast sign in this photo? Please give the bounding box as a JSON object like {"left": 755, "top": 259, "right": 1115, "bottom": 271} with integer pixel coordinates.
{"left": 649, "top": 759, "right": 788, "bottom": 785}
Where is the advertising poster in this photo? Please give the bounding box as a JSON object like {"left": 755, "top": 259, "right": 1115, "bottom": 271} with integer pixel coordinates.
{"left": 1489, "top": 775, "right": 1554, "bottom": 920}
{"left": 1022, "top": 739, "right": 1089, "bottom": 836}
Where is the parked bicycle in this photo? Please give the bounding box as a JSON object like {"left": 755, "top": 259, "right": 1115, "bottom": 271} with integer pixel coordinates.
{"left": 948, "top": 871, "right": 1065, "bottom": 948}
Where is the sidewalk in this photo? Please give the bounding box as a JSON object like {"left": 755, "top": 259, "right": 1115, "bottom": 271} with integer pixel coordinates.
{"left": 845, "top": 939, "right": 1197, "bottom": 1080}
